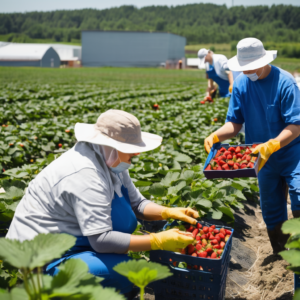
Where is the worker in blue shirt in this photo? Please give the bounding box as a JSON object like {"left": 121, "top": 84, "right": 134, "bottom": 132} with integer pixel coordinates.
{"left": 198, "top": 48, "right": 234, "bottom": 102}
{"left": 204, "top": 38, "right": 300, "bottom": 255}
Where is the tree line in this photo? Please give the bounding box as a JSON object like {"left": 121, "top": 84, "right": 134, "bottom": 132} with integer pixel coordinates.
{"left": 0, "top": 3, "right": 299, "bottom": 45}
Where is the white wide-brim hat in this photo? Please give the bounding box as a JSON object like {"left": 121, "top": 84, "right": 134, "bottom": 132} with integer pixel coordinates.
{"left": 75, "top": 109, "right": 162, "bottom": 153}
{"left": 198, "top": 48, "right": 209, "bottom": 69}
{"left": 228, "top": 38, "right": 277, "bottom": 72}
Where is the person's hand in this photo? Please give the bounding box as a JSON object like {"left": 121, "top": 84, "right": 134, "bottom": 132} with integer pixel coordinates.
{"left": 204, "top": 95, "right": 213, "bottom": 102}
{"left": 252, "top": 139, "right": 280, "bottom": 171}
{"left": 204, "top": 133, "right": 219, "bottom": 153}
{"left": 161, "top": 207, "right": 199, "bottom": 225}
{"left": 229, "top": 84, "right": 233, "bottom": 93}
{"left": 149, "top": 229, "right": 194, "bottom": 251}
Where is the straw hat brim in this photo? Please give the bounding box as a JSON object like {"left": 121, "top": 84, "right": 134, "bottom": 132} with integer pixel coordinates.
{"left": 228, "top": 50, "right": 277, "bottom": 72}
{"left": 75, "top": 123, "right": 162, "bottom": 153}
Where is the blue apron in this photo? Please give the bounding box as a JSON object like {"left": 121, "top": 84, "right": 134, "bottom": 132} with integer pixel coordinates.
{"left": 45, "top": 184, "right": 137, "bottom": 294}
{"left": 206, "top": 65, "right": 231, "bottom": 98}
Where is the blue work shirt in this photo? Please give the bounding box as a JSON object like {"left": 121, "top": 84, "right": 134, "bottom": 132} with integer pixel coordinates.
{"left": 226, "top": 65, "right": 300, "bottom": 147}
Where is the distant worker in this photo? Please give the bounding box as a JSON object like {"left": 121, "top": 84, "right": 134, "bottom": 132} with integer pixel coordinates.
{"left": 198, "top": 48, "right": 234, "bottom": 103}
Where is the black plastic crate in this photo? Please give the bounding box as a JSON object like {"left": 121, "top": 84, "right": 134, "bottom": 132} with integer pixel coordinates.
{"left": 203, "top": 143, "right": 261, "bottom": 179}
{"left": 150, "top": 221, "right": 233, "bottom": 300}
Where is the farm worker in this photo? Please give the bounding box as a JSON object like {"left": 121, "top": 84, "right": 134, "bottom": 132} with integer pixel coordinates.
{"left": 6, "top": 109, "right": 198, "bottom": 298}
{"left": 198, "top": 48, "right": 234, "bottom": 102}
{"left": 204, "top": 38, "right": 300, "bottom": 255}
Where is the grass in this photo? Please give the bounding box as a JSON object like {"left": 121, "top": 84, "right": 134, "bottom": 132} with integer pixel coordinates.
{"left": 0, "top": 67, "right": 207, "bottom": 85}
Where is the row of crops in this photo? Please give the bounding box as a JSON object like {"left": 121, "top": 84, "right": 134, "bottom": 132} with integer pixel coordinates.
{"left": 0, "top": 81, "right": 260, "bottom": 237}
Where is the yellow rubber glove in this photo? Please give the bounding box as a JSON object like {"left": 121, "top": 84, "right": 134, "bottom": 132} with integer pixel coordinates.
{"left": 161, "top": 207, "right": 199, "bottom": 225}
{"left": 149, "top": 228, "right": 194, "bottom": 251}
{"left": 204, "top": 133, "right": 219, "bottom": 154}
{"left": 252, "top": 139, "right": 280, "bottom": 171}
{"left": 229, "top": 84, "right": 233, "bottom": 93}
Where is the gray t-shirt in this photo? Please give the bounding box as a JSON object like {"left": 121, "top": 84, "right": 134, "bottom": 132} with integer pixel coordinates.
{"left": 6, "top": 142, "right": 150, "bottom": 242}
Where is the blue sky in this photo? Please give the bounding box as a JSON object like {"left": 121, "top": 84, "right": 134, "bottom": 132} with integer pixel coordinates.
{"left": 1, "top": 0, "right": 299, "bottom": 13}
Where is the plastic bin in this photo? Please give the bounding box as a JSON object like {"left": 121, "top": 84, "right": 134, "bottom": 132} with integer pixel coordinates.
{"left": 138, "top": 219, "right": 167, "bottom": 233}
{"left": 150, "top": 221, "right": 233, "bottom": 300}
{"left": 203, "top": 143, "right": 261, "bottom": 179}
{"left": 295, "top": 274, "right": 300, "bottom": 291}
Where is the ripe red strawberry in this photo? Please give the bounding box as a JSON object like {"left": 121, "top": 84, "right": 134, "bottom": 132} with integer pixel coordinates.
{"left": 203, "top": 226, "right": 209, "bottom": 233}
{"left": 173, "top": 261, "right": 177, "bottom": 267}
{"left": 233, "top": 164, "right": 239, "bottom": 170}
{"left": 245, "top": 149, "right": 252, "bottom": 154}
{"left": 217, "top": 166, "right": 222, "bottom": 170}
{"left": 58, "top": 143, "right": 62, "bottom": 148}
{"left": 225, "top": 230, "right": 232, "bottom": 235}
{"left": 215, "top": 236, "right": 221, "bottom": 243}
{"left": 228, "top": 147, "right": 235, "bottom": 152}
{"left": 192, "top": 229, "right": 199, "bottom": 238}
{"left": 236, "top": 153, "right": 243, "bottom": 158}
{"left": 252, "top": 157, "right": 257, "bottom": 162}
{"left": 200, "top": 234, "right": 207, "bottom": 239}
{"left": 187, "top": 265, "right": 191, "bottom": 269}
{"left": 214, "top": 229, "right": 219, "bottom": 234}
{"left": 211, "top": 252, "right": 217, "bottom": 259}
{"left": 181, "top": 248, "right": 186, "bottom": 254}
{"left": 245, "top": 155, "right": 251, "bottom": 161}
{"left": 215, "top": 150, "right": 222, "bottom": 158}
{"left": 209, "top": 234, "right": 215, "bottom": 240}
{"left": 213, "top": 245, "right": 221, "bottom": 249}
{"left": 197, "top": 223, "right": 202, "bottom": 229}
{"left": 187, "top": 244, "right": 195, "bottom": 254}
{"left": 219, "top": 233, "right": 225, "bottom": 239}
{"left": 224, "top": 151, "right": 231, "bottom": 156}
{"left": 208, "top": 227, "right": 214, "bottom": 233}
{"left": 220, "top": 228, "right": 225, "bottom": 234}
{"left": 198, "top": 251, "right": 207, "bottom": 258}
{"left": 192, "top": 253, "right": 197, "bottom": 257}
{"left": 220, "top": 147, "right": 226, "bottom": 152}
{"left": 220, "top": 241, "right": 225, "bottom": 249}
{"left": 206, "top": 247, "right": 213, "bottom": 254}
{"left": 201, "top": 239, "right": 208, "bottom": 247}
{"left": 227, "top": 161, "right": 234, "bottom": 167}
{"left": 211, "top": 239, "right": 218, "bottom": 245}
{"left": 205, "top": 165, "right": 212, "bottom": 171}
{"left": 19, "top": 143, "right": 24, "bottom": 147}
{"left": 222, "top": 164, "right": 230, "bottom": 170}
{"left": 196, "top": 235, "right": 201, "bottom": 241}
{"left": 217, "top": 250, "right": 223, "bottom": 255}
{"left": 200, "top": 101, "right": 206, "bottom": 104}
{"left": 219, "top": 160, "right": 226, "bottom": 166}
{"left": 211, "top": 225, "right": 216, "bottom": 229}
{"left": 187, "top": 225, "right": 194, "bottom": 232}
{"left": 235, "top": 146, "right": 241, "bottom": 153}
{"left": 247, "top": 162, "right": 254, "bottom": 168}
{"left": 240, "top": 164, "right": 247, "bottom": 169}
{"left": 227, "top": 155, "right": 233, "bottom": 160}
{"left": 196, "top": 244, "right": 202, "bottom": 251}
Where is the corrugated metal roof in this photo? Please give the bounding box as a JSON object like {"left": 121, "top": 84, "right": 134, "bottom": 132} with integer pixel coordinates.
{"left": 0, "top": 43, "right": 53, "bottom": 61}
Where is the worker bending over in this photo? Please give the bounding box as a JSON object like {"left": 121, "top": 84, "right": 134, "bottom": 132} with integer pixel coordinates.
{"left": 198, "top": 48, "right": 234, "bottom": 103}
{"left": 7, "top": 110, "right": 198, "bottom": 299}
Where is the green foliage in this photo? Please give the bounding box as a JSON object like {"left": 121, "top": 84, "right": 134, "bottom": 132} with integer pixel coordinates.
{"left": 114, "top": 260, "right": 172, "bottom": 300}
{"left": 0, "top": 233, "right": 125, "bottom": 300}
{"left": 280, "top": 218, "right": 300, "bottom": 298}
{"left": 0, "top": 4, "right": 300, "bottom": 44}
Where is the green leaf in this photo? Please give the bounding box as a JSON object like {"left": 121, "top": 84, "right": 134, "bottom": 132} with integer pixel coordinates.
{"left": 148, "top": 183, "right": 166, "bottom": 197}
{"left": 160, "top": 172, "right": 180, "bottom": 187}
{"left": 180, "top": 170, "right": 195, "bottom": 181}
{"left": 196, "top": 199, "right": 212, "bottom": 208}
{"left": 282, "top": 218, "right": 300, "bottom": 236}
{"left": 134, "top": 181, "right": 152, "bottom": 187}
{"left": 167, "top": 181, "right": 186, "bottom": 195}
{"left": 113, "top": 260, "right": 172, "bottom": 289}
{"left": 294, "top": 289, "right": 300, "bottom": 300}
{"left": 216, "top": 181, "right": 232, "bottom": 189}
{"left": 202, "top": 181, "right": 213, "bottom": 188}
{"left": 232, "top": 190, "right": 247, "bottom": 201}
{"left": 208, "top": 208, "right": 223, "bottom": 220}
{"left": 250, "top": 184, "right": 259, "bottom": 192}
{"left": 280, "top": 249, "right": 300, "bottom": 267}
{"left": 0, "top": 186, "right": 24, "bottom": 201}
{"left": 0, "top": 233, "right": 76, "bottom": 269}
{"left": 218, "top": 207, "right": 234, "bottom": 220}
{"left": 173, "top": 153, "right": 192, "bottom": 163}
{"left": 171, "top": 160, "right": 181, "bottom": 170}
{"left": 0, "top": 287, "right": 29, "bottom": 300}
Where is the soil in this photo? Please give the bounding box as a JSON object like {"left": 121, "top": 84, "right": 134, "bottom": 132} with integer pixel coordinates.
{"left": 134, "top": 198, "right": 294, "bottom": 300}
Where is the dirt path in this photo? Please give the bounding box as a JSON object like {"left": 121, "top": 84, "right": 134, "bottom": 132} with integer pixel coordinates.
{"left": 135, "top": 199, "right": 294, "bottom": 300}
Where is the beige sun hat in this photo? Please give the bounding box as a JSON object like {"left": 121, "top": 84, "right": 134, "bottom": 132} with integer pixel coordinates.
{"left": 75, "top": 109, "right": 162, "bottom": 153}
{"left": 228, "top": 38, "right": 277, "bottom": 71}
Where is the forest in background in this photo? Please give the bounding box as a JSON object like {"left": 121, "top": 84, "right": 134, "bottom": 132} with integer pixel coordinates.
{"left": 0, "top": 3, "right": 300, "bottom": 45}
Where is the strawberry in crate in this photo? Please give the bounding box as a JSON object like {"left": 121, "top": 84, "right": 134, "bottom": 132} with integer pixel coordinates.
{"left": 205, "top": 144, "right": 260, "bottom": 171}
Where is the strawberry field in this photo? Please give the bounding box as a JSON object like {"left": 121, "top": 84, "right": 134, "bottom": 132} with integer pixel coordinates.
{"left": 0, "top": 67, "right": 259, "bottom": 235}
{"left": 2, "top": 67, "right": 297, "bottom": 300}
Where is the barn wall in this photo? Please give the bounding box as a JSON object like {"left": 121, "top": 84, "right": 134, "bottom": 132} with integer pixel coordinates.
{"left": 0, "top": 60, "right": 40, "bottom": 67}
{"left": 82, "top": 31, "right": 185, "bottom": 67}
